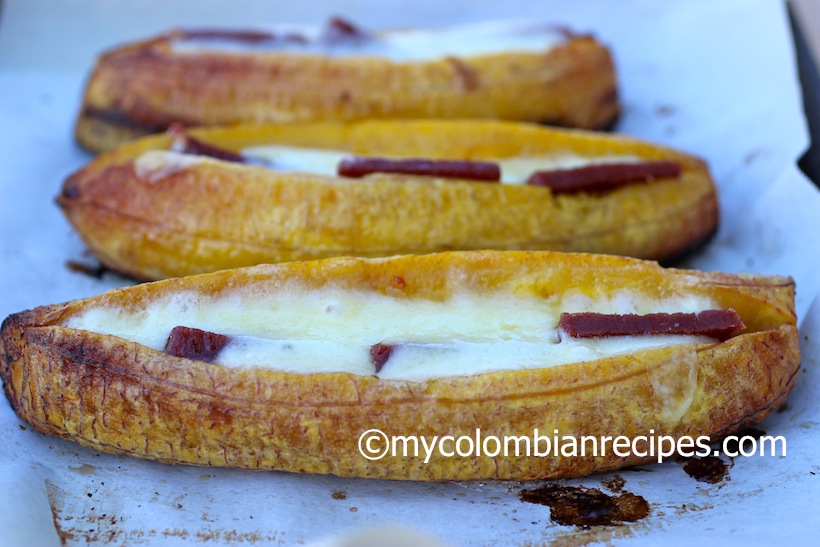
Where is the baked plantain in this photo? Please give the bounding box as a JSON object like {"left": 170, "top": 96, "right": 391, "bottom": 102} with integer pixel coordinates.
{"left": 59, "top": 119, "right": 718, "bottom": 281}
{"left": 0, "top": 251, "right": 798, "bottom": 480}
{"left": 75, "top": 18, "right": 618, "bottom": 152}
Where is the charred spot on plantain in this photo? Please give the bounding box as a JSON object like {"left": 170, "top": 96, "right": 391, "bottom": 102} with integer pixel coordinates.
{"left": 446, "top": 57, "right": 480, "bottom": 92}
{"left": 370, "top": 344, "right": 393, "bottom": 374}
{"left": 597, "top": 87, "right": 619, "bottom": 108}
{"left": 164, "top": 326, "right": 230, "bottom": 363}
{"left": 206, "top": 404, "right": 234, "bottom": 428}
{"left": 81, "top": 106, "right": 169, "bottom": 133}
{"left": 61, "top": 185, "right": 80, "bottom": 200}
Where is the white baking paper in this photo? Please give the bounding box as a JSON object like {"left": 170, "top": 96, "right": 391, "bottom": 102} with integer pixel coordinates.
{"left": 1, "top": 0, "right": 819, "bottom": 545}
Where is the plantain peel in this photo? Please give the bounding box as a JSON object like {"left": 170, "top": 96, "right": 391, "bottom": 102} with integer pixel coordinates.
{"left": 0, "top": 251, "right": 799, "bottom": 481}
{"left": 58, "top": 119, "right": 718, "bottom": 281}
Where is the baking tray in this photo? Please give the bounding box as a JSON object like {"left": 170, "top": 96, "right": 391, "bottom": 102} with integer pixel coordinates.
{"left": 1, "top": 0, "right": 818, "bottom": 544}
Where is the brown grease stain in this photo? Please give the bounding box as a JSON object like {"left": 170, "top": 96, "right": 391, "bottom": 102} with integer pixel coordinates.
{"left": 45, "top": 479, "right": 76, "bottom": 544}
{"left": 331, "top": 490, "right": 347, "bottom": 500}
{"left": 681, "top": 456, "right": 728, "bottom": 484}
{"left": 519, "top": 484, "right": 650, "bottom": 528}
{"left": 601, "top": 475, "right": 625, "bottom": 493}
{"left": 68, "top": 464, "right": 97, "bottom": 476}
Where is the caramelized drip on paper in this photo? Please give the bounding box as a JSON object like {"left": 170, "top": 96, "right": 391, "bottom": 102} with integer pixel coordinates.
{"left": 681, "top": 456, "right": 728, "bottom": 484}
{"left": 520, "top": 484, "right": 650, "bottom": 527}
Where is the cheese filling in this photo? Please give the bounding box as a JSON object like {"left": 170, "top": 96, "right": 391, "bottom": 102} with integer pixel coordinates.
{"left": 63, "top": 287, "right": 716, "bottom": 381}
{"left": 171, "top": 21, "right": 570, "bottom": 62}
{"left": 135, "top": 148, "right": 643, "bottom": 185}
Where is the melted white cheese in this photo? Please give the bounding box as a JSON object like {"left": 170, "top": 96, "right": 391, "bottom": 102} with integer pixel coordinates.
{"left": 171, "top": 20, "right": 570, "bottom": 62}
{"left": 64, "top": 287, "right": 715, "bottom": 380}
{"left": 134, "top": 150, "right": 207, "bottom": 183}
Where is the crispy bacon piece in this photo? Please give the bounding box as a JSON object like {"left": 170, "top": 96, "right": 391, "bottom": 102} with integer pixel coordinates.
{"left": 164, "top": 326, "right": 231, "bottom": 363}
{"left": 527, "top": 161, "right": 681, "bottom": 193}
{"left": 168, "top": 125, "right": 247, "bottom": 164}
{"left": 559, "top": 309, "right": 744, "bottom": 341}
{"left": 370, "top": 344, "right": 393, "bottom": 373}
{"left": 338, "top": 157, "right": 501, "bottom": 181}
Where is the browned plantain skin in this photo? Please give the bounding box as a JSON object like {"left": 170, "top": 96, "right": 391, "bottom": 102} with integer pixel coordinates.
{"left": 0, "top": 251, "right": 799, "bottom": 480}
{"left": 75, "top": 32, "right": 619, "bottom": 152}
{"left": 59, "top": 120, "right": 718, "bottom": 281}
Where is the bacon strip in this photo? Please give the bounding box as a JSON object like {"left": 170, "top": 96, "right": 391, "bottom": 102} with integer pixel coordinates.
{"left": 168, "top": 125, "right": 247, "bottom": 164}
{"left": 559, "top": 310, "right": 744, "bottom": 341}
{"left": 527, "top": 161, "right": 681, "bottom": 193}
{"left": 164, "top": 326, "right": 231, "bottom": 363}
{"left": 370, "top": 344, "right": 393, "bottom": 373}
{"left": 338, "top": 157, "right": 501, "bottom": 181}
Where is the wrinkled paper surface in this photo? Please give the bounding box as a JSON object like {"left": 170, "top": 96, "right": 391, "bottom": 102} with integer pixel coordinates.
{"left": 1, "top": 0, "right": 819, "bottom": 545}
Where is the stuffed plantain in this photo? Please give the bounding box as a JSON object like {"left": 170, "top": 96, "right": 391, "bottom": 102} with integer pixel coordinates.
{"left": 59, "top": 119, "right": 718, "bottom": 281}
{"left": 0, "top": 251, "right": 799, "bottom": 481}
{"left": 75, "top": 18, "right": 619, "bottom": 152}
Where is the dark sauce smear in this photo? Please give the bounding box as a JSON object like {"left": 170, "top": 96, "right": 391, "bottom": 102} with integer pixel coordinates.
{"left": 681, "top": 456, "right": 728, "bottom": 484}
{"left": 519, "top": 484, "right": 650, "bottom": 528}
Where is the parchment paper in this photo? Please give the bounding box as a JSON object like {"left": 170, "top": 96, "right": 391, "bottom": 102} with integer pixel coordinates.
{"left": 1, "top": 0, "right": 819, "bottom": 545}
